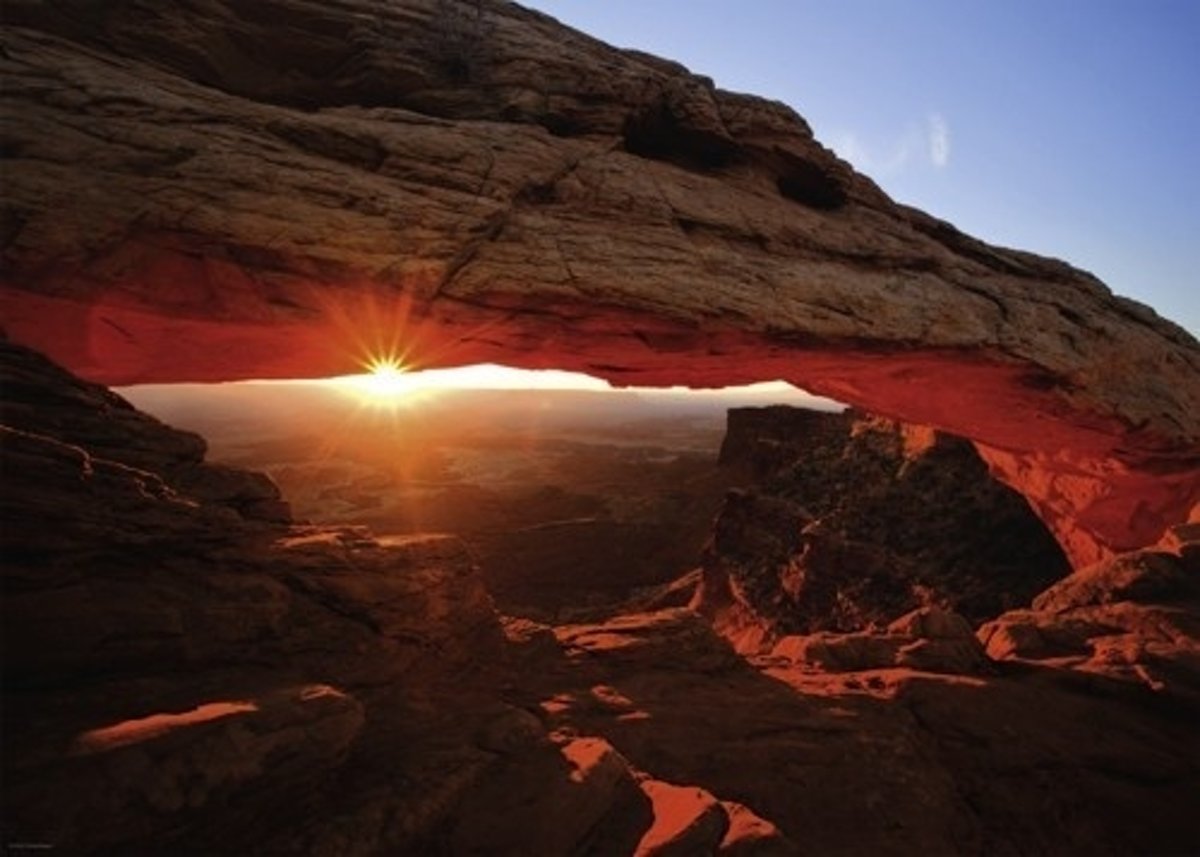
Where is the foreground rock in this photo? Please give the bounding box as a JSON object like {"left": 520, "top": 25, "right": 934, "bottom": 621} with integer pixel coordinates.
{"left": 1, "top": 0, "right": 1197, "bottom": 566}
{"left": 0, "top": 340, "right": 621, "bottom": 853}
{"left": 698, "top": 406, "right": 1069, "bottom": 648}
{"left": 512, "top": 607, "right": 1200, "bottom": 856}
{"left": 771, "top": 607, "right": 990, "bottom": 675}
{"left": 979, "top": 536, "right": 1200, "bottom": 703}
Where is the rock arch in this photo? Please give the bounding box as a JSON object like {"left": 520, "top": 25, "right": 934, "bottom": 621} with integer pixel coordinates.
{"left": 2, "top": 0, "right": 1197, "bottom": 568}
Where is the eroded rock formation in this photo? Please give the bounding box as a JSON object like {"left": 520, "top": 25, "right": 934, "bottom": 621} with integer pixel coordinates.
{"left": 0, "top": 0, "right": 1197, "bottom": 566}
{"left": 698, "top": 406, "right": 1071, "bottom": 649}
{"left": 4, "top": 337, "right": 1200, "bottom": 852}
{"left": 518, "top": 604, "right": 1200, "bottom": 855}
{"left": 979, "top": 537, "right": 1200, "bottom": 705}
{"left": 1, "top": 337, "right": 784, "bottom": 854}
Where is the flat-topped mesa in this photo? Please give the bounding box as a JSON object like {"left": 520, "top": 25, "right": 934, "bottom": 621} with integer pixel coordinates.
{"left": 1, "top": 0, "right": 1197, "bottom": 566}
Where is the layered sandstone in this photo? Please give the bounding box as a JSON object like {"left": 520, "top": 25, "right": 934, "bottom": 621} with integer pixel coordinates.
{"left": 0, "top": 0, "right": 1197, "bottom": 566}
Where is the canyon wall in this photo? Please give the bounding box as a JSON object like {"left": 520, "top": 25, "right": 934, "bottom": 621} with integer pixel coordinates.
{"left": 1, "top": 0, "right": 1197, "bottom": 565}
{"left": 700, "top": 406, "right": 1071, "bottom": 649}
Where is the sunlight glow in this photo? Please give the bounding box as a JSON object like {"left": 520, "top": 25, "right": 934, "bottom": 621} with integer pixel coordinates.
{"left": 323, "top": 361, "right": 617, "bottom": 407}
{"left": 118, "top": 366, "right": 840, "bottom": 414}
{"left": 361, "top": 356, "right": 414, "bottom": 396}
{"left": 308, "top": 360, "right": 840, "bottom": 411}
{"left": 327, "top": 355, "right": 427, "bottom": 406}
{"left": 325, "top": 361, "right": 815, "bottom": 399}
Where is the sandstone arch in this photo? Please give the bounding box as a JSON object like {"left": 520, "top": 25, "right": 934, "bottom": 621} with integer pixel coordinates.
{"left": 2, "top": 0, "right": 1197, "bottom": 567}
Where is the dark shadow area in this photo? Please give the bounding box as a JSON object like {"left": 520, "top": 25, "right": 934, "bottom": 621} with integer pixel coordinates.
{"left": 622, "top": 102, "right": 744, "bottom": 172}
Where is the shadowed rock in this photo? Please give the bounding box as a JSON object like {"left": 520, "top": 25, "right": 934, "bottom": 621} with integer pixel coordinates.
{"left": 698, "top": 407, "right": 1070, "bottom": 645}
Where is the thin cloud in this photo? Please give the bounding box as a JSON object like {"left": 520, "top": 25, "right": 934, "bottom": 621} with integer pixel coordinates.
{"left": 830, "top": 113, "right": 951, "bottom": 174}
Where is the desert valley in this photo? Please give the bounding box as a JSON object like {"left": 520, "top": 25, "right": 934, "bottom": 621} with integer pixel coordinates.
{"left": 122, "top": 378, "right": 821, "bottom": 619}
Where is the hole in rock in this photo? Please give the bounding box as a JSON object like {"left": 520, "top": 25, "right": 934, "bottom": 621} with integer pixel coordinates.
{"left": 121, "top": 363, "right": 1069, "bottom": 630}
{"left": 122, "top": 365, "right": 830, "bottom": 623}
{"left": 622, "top": 103, "right": 744, "bottom": 172}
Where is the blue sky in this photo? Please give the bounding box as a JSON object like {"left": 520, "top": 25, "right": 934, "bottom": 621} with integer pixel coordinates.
{"left": 522, "top": 1, "right": 1199, "bottom": 335}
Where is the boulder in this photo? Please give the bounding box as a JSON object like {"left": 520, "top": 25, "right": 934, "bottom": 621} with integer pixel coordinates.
{"left": 980, "top": 538, "right": 1200, "bottom": 701}
{"left": 636, "top": 780, "right": 729, "bottom": 857}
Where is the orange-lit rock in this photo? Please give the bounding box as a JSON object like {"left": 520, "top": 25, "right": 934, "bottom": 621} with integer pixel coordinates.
{"left": 769, "top": 607, "right": 989, "bottom": 675}
{"left": 0, "top": 1, "right": 1197, "bottom": 567}
{"left": 67, "top": 687, "right": 363, "bottom": 820}
{"left": 517, "top": 596, "right": 1200, "bottom": 855}
{"left": 635, "top": 780, "right": 727, "bottom": 856}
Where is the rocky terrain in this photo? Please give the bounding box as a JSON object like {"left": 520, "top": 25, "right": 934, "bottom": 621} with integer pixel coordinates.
{"left": 2, "top": 0, "right": 1200, "bottom": 852}
{"left": 4, "top": 339, "right": 1200, "bottom": 855}
{"left": 0, "top": 338, "right": 784, "bottom": 854}
{"left": 698, "top": 406, "right": 1071, "bottom": 649}
{"left": 2, "top": 0, "right": 1198, "bottom": 569}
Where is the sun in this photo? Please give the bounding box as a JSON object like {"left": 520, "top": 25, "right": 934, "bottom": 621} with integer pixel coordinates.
{"left": 327, "top": 355, "right": 426, "bottom": 406}
{"left": 320, "top": 358, "right": 615, "bottom": 407}
{"left": 362, "top": 357, "right": 410, "bottom": 396}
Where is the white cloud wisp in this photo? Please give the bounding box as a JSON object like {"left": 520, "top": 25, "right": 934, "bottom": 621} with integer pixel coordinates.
{"left": 830, "top": 112, "right": 950, "bottom": 174}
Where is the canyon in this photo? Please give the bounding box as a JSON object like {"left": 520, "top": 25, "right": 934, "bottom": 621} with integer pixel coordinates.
{"left": 3, "top": 337, "right": 1199, "bottom": 854}
{"left": 2, "top": 0, "right": 1200, "bottom": 853}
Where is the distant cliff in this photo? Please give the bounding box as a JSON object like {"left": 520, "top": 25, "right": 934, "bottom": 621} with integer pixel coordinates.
{"left": 700, "top": 406, "right": 1071, "bottom": 645}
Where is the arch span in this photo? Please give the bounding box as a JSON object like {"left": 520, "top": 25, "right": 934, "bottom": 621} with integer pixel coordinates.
{"left": 1, "top": 0, "right": 1197, "bottom": 567}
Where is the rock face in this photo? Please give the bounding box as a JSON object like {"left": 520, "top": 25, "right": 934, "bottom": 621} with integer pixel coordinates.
{"left": 978, "top": 538, "right": 1200, "bottom": 704}
{"left": 0, "top": 0, "right": 1197, "bottom": 567}
{"left": 0, "top": 339, "right": 502, "bottom": 851}
{"left": 1, "top": 338, "right": 291, "bottom": 524}
{"left": 699, "top": 406, "right": 1070, "bottom": 648}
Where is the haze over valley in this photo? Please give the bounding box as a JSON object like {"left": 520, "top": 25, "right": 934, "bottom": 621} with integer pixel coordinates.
{"left": 123, "top": 374, "right": 836, "bottom": 619}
